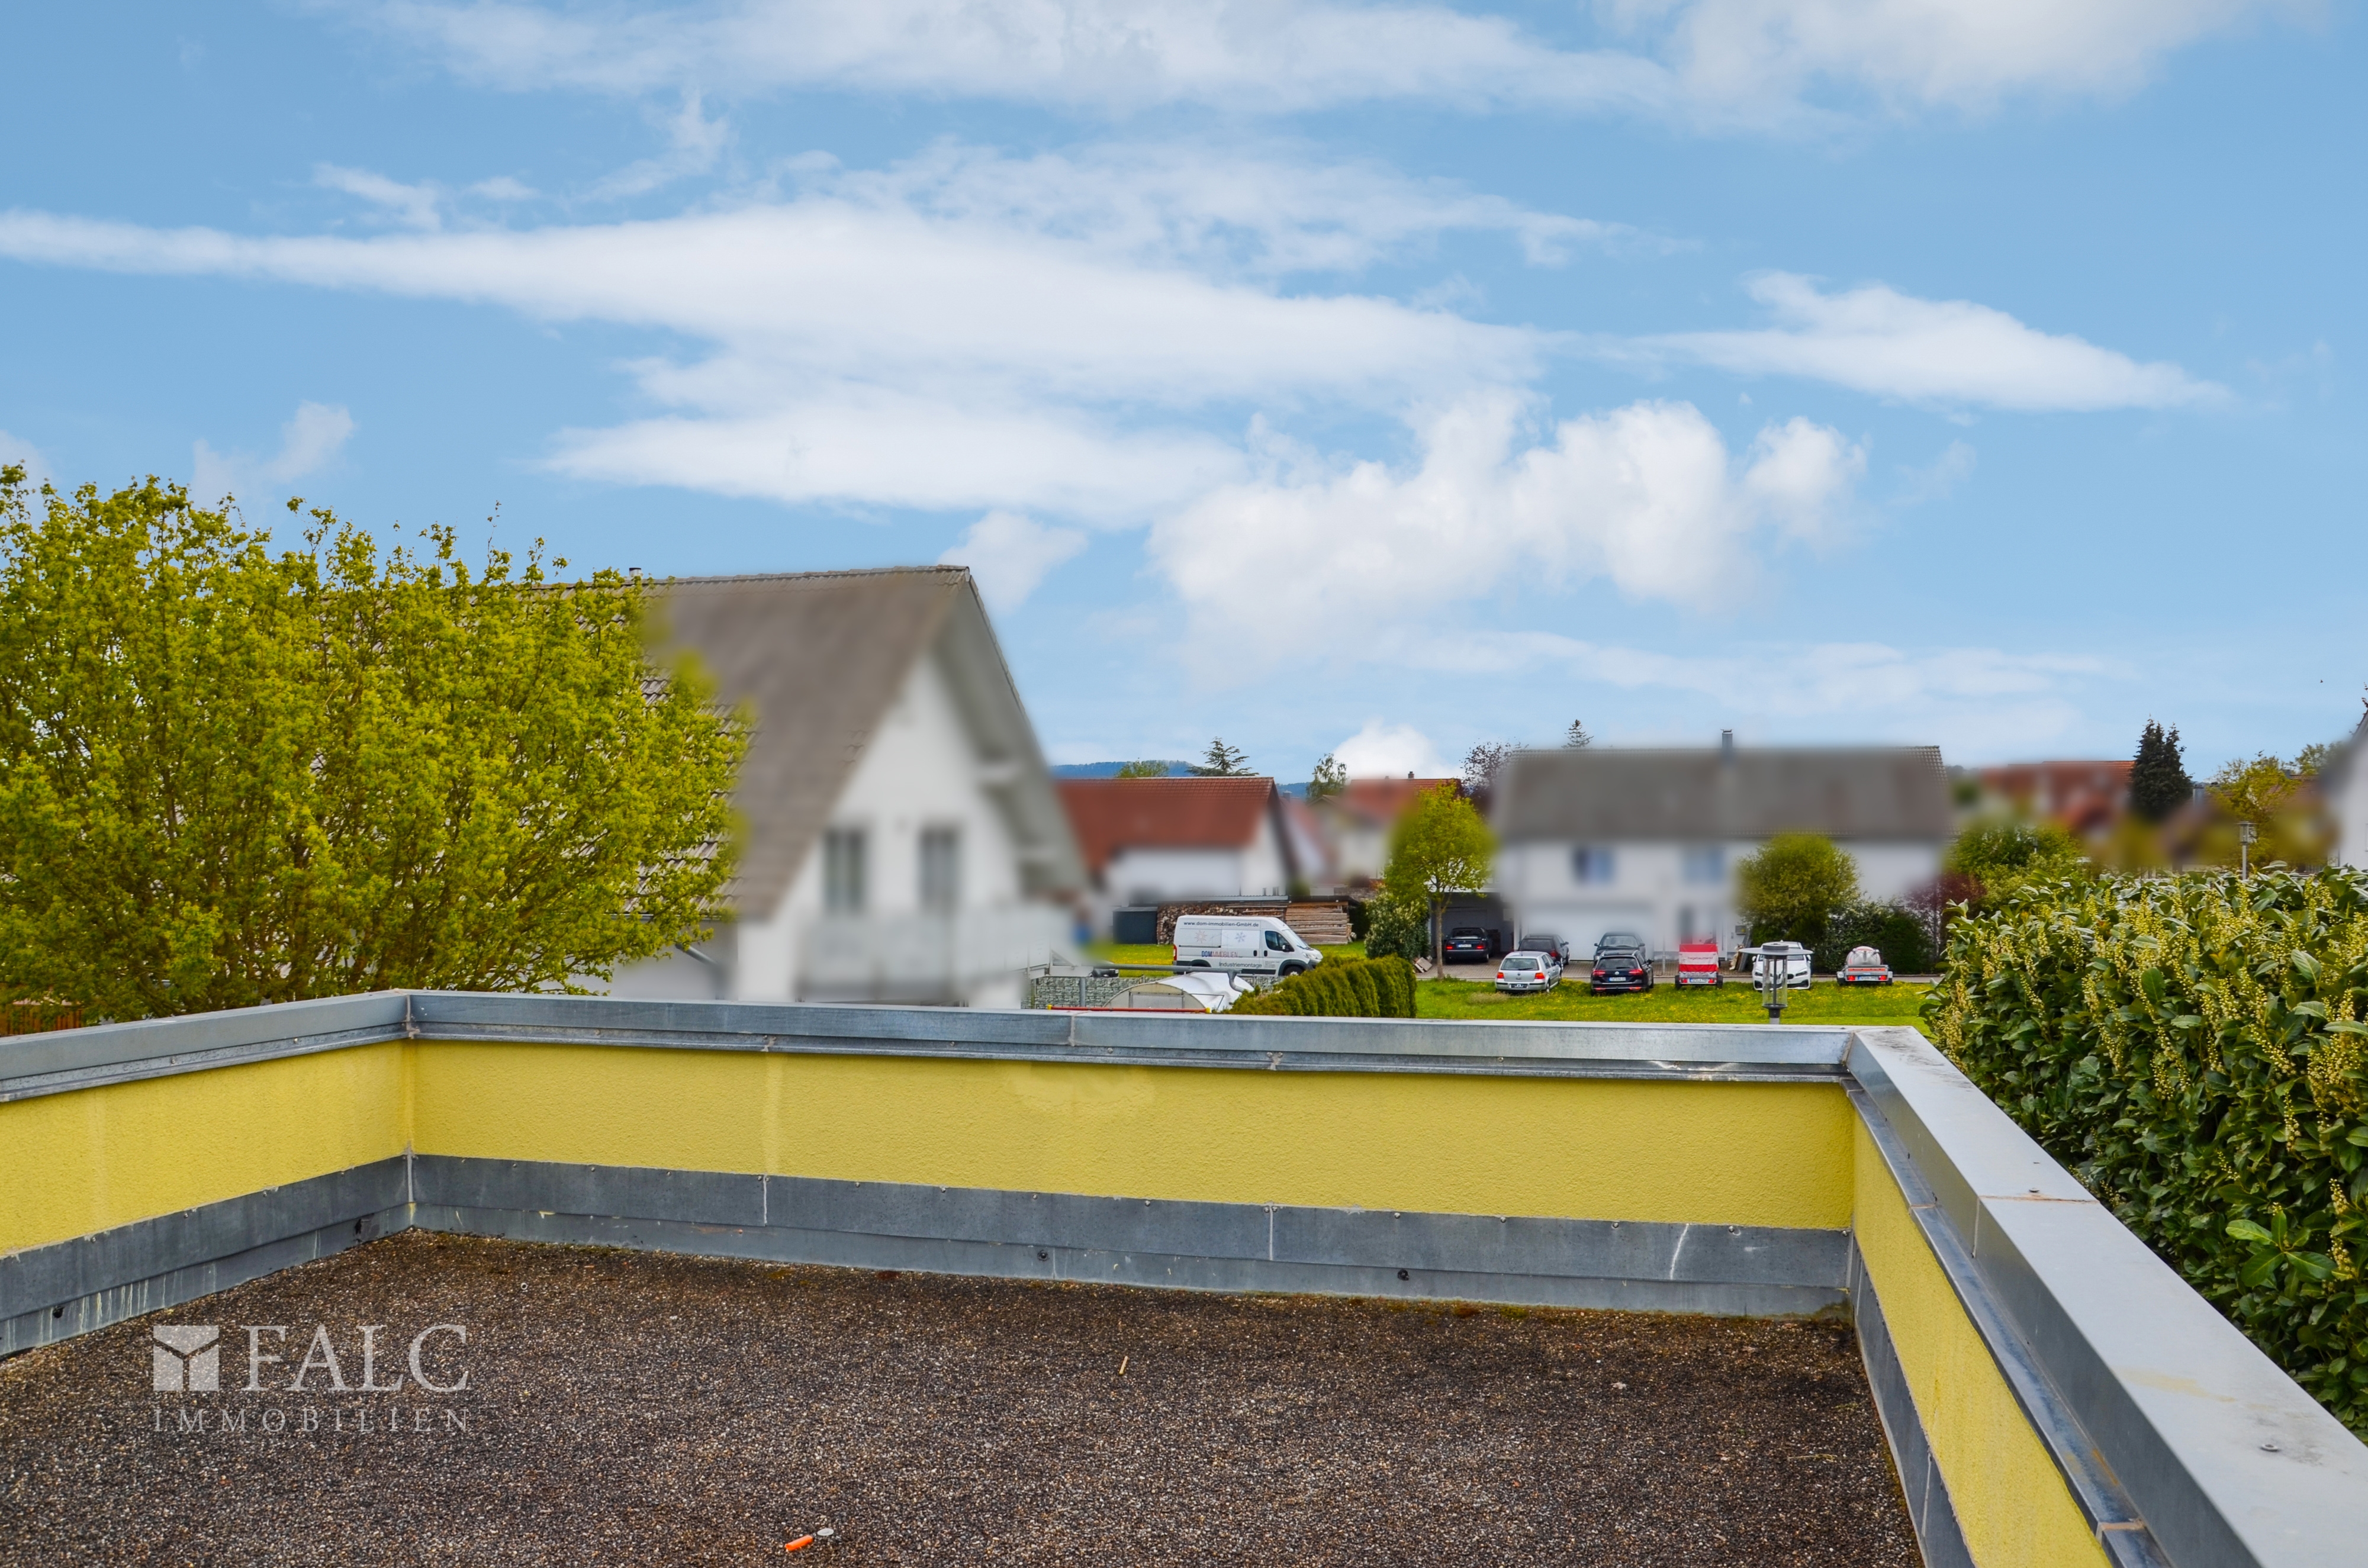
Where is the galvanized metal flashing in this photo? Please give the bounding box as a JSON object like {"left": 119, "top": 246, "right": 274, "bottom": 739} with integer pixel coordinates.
{"left": 0, "top": 1156, "right": 411, "bottom": 1356}
{"left": 408, "top": 1155, "right": 1851, "bottom": 1316}
{"left": 0, "top": 991, "right": 1854, "bottom": 1105}
{"left": 0, "top": 1154, "right": 1850, "bottom": 1363}
{"left": 1847, "top": 1239, "right": 1974, "bottom": 1568}
{"left": 1848, "top": 1026, "right": 2368, "bottom": 1568}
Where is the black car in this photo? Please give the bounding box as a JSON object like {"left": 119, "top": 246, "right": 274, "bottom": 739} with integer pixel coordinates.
{"left": 1514, "top": 932, "right": 1571, "bottom": 963}
{"left": 1590, "top": 945, "right": 1653, "bottom": 993}
{"left": 1443, "top": 926, "right": 1492, "bottom": 963}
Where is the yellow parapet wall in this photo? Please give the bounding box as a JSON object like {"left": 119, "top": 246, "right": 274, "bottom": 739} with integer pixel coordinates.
{"left": 2, "top": 1038, "right": 1858, "bottom": 1250}
{"left": 408, "top": 1042, "right": 1859, "bottom": 1231}
{"left": 0, "top": 1041, "right": 410, "bottom": 1256}
{"left": 1851, "top": 1119, "right": 2106, "bottom": 1568}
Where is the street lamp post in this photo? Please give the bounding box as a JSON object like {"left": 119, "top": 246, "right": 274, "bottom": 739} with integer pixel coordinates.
{"left": 2239, "top": 820, "right": 2258, "bottom": 878}
{"left": 1754, "top": 945, "right": 1787, "bottom": 1024}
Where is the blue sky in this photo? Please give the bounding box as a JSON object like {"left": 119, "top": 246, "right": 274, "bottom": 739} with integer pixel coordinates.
{"left": 1, "top": 2, "right": 2358, "bottom": 785}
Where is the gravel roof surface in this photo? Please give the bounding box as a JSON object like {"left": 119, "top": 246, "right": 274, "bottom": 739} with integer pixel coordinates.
{"left": 1, "top": 1231, "right": 1918, "bottom": 1566}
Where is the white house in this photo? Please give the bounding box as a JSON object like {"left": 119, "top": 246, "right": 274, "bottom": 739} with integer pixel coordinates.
{"left": 607, "top": 567, "right": 1083, "bottom": 1009}
{"left": 2326, "top": 716, "right": 2368, "bottom": 871}
{"left": 1056, "top": 776, "right": 1296, "bottom": 932}
{"left": 1491, "top": 740, "right": 1953, "bottom": 958}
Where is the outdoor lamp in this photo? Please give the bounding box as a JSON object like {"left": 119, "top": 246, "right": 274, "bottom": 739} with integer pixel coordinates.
{"left": 2238, "top": 820, "right": 2258, "bottom": 877}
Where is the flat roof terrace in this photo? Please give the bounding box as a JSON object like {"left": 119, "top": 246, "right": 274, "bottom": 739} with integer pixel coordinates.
{"left": 6, "top": 993, "right": 2368, "bottom": 1565}
{"left": 1, "top": 1230, "right": 1915, "bottom": 1565}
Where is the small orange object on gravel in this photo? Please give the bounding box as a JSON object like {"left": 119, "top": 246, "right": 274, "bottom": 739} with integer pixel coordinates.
{"left": 784, "top": 1535, "right": 814, "bottom": 1552}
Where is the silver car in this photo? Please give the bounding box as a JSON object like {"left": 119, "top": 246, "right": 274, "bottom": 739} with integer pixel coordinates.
{"left": 1495, "top": 949, "right": 1563, "bottom": 993}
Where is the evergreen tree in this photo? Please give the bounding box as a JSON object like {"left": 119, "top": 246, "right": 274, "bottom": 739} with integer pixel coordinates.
{"left": 1189, "top": 737, "right": 1252, "bottom": 777}
{"left": 1565, "top": 719, "right": 1592, "bottom": 748}
{"left": 2129, "top": 720, "right": 2193, "bottom": 823}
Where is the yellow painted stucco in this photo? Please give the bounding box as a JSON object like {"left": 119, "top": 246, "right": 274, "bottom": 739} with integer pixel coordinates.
{"left": 0, "top": 1042, "right": 409, "bottom": 1256}
{"left": 408, "top": 1043, "right": 1858, "bottom": 1229}
{"left": 4, "top": 1031, "right": 2110, "bottom": 1566}
{"left": 1851, "top": 1118, "right": 2106, "bottom": 1568}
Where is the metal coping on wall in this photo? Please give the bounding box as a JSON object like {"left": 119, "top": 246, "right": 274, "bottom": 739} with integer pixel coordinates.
{"left": 0, "top": 991, "right": 1852, "bottom": 1103}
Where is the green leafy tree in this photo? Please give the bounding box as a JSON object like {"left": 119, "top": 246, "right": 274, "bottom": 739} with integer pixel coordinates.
{"left": 0, "top": 471, "right": 744, "bottom": 1020}
{"left": 1307, "top": 752, "right": 1347, "bottom": 801}
{"left": 2129, "top": 719, "right": 2192, "bottom": 822}
{"left": 1383, "top": 783, "right": 1492, "bottom": 966}
{"left": 1189, "top": 737, "right": 1252, "bottom": 777}
{"left": 1114, "top": 759, "right": 1170, "bottom": 778}
{"left": 1736, "top": 833, "right": 1859, "bottom": 947}
{"left": 2203, "top": 754, "right": 2327, "bottom": 868}
{"left": 1945, "top": 816, "right": 2090, "bottom": 910}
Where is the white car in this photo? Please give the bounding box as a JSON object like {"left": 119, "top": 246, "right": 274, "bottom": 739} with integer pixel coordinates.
{"left": 1172, "top": 914, "right": 1323, "bottom": 977}
{"left": 1495, "top": 949, "right": 1563, "bottom": 993}
{"left": 1749, "top": 941, "right": 1813, "bottom": 990}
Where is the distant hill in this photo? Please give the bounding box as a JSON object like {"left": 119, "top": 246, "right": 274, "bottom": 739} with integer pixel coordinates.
{"left": 1051, "top": 761, "right": 1191, "bottom": 778}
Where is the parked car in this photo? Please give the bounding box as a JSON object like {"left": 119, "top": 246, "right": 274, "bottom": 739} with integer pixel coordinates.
{"left": 1749, "top": 941, "right": 1813, "bottom": 990}
{"left": 1516, "top": 932, "right": 1572, "bottom": 964}
{"left": 1595, "top": 931, "right": 1647, "bottom": 957}
{"left": 1495, "top": 949, "right": 1562, "bottom": 993}
{"left": 1590, "top": 944, "right": 1653, "bottom": 993}
{"left": 1444, "top": 925, "right": 1492, "bottom": 963}
{"left": 1836, "top": 945, "right": 1893, "bottom": 986}
{"left": 1676, "top": 941, "right": 1722, "bottom": 987}
{"left": 1172, "top": 915, "right": 1323, "bottom": 977}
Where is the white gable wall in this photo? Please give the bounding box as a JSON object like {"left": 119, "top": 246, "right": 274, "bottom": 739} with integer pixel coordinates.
{"left": 1095, "top": 807, "right": 1290, "bottom": 907}
{"left": 610, "top": 639, "right": 1060, "bottom": 1006}
{"left": 1498, "top": 836, "right": 1945, "bottom": 959}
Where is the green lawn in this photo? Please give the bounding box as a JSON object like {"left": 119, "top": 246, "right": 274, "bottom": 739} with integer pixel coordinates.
{"left": 1416, "top": 975, "right": 1930, "bottom": 1029}
{"left": 1081, "top": 942, "right": 1925, "bottom": 1029}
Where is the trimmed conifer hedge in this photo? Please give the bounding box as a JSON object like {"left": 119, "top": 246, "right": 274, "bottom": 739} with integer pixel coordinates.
{"left": 1923, "top": 867, "right": 2368, "bottom": 1435}
{"left": 1230, "top": 955, "right": 1417, "bottom": 1018}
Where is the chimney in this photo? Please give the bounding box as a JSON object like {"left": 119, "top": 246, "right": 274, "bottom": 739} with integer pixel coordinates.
{"left": 1720, "top": 729, "right": 1735, "bottom": 761}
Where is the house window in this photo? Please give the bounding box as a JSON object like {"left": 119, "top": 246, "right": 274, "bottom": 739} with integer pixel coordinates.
{"left": 1682, "top": 846, "right": 1724, "bottom": 885}
{"left": 1572, "top": 846, "right": 1615, "bottom": 884}
{"left": 919, "top": 826, "right": 961, "bottom": 913}
{"left": 823, "top": 827, "right": 867, "bottom": 913}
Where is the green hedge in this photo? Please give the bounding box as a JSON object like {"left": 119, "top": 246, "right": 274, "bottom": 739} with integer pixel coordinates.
{"left": 1231, "top": 955, "right": 1417, "bottom": 1018}
{"left": 1923, "top": 867, "right": 2368, "bottom": 1435}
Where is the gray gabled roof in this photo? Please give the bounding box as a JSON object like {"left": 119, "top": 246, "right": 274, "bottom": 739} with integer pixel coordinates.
{"left": 655, "top": 567, "right": 1082, "bottom": 917}
{"left": 1494, "top": 746, "right": 1952, "bottom": 842}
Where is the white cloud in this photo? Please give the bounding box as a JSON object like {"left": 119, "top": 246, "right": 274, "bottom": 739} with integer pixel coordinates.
{"left": 315, "top": 164, "right": 443, "bottom": 231}
{"left": 1896, "top": 437, "right": 1976, "bottom": 503}
{"left": 1410, "top": 627, "right": 2114, "bottom": 755}
{"left": 809, "top": 139, "right": 1662, "bottom": 276}
{"left": 0, "top": 144, "right": 1550, "bottom": 521}
{"left": 1332, "top": 719, "right": 1455, "bottom": 778}
{"left": 363, "top": 0, "right": 2287, "bottom": 122}
{"left": 191, "top": 401, "right": 357, "bottom": 504}
{"left": 1148, "top": 395, "right": 1862, "bottom": 649}
{"left": 470, "top": 175, "right": 540, "bottom": 201}
{"left": 368, "top": 0, "right": 1677, "bottom": 116}
{"left": 1627, "top": 273, "right": 2222, "bottom": 410}
{"left": 1613, "top": 0, "right": 2286, "bottom": 113}
{"left": 589, "top": 91, "right": 731, "bottom": 199}
{"left": 939, "top": 510, "right": 1089, "bottom": 611}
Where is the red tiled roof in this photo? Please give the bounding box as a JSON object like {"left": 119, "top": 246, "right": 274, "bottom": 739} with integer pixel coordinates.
{"left": 1978, "top": 761, "right": 2132, "bottom": 836}
{"left": 1327, "top": 777, "right": 1461, "bottom": 826}
{"left": 1057, "top": 777, "right": 1278, "bottom": 876}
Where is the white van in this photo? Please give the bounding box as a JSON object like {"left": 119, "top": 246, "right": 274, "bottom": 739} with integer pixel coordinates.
{"left": 1172, "top": 915, "right": 1323, "bottom": 977}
